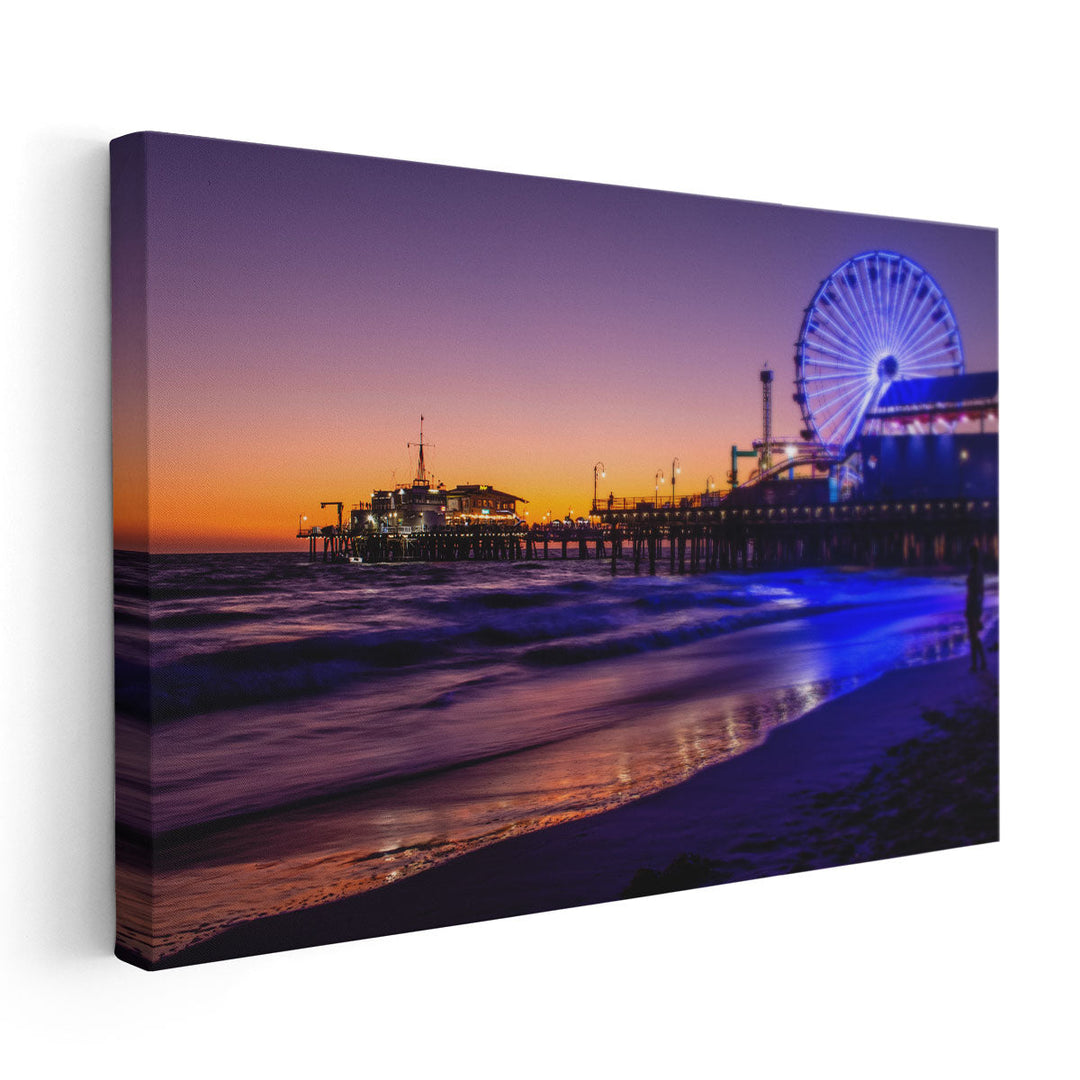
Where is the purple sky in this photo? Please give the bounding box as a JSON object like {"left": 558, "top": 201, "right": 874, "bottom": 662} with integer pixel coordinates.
{"left": 113, "top": 133, "right": 997, "bottom": 550}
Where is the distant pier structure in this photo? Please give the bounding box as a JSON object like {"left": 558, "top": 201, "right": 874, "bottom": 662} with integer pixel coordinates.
{"left": 298, "top": 252, "right": 997, "bottom": 571}
{"left": 300, "top": 494, "right": 997, "bottom": 575}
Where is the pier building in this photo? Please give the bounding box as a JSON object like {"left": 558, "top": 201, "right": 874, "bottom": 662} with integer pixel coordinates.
{"left": 307, "top": 417, "right": 526, "bottom": 546}
{"left": 444, "top": 485, "right": 527, "bottom": 523}
{"left": 370, "top": 482, "right": 447, "bottom": 533}
{"left": 857, "top": 372, "right": 998, "bottom": 501}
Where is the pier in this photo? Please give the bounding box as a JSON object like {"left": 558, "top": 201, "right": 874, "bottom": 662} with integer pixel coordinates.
{"left": 297, "top": 278, "right": 998, "bottom": 576}
{"left": 299, "top": 495, "right": 998, "bottom": 572}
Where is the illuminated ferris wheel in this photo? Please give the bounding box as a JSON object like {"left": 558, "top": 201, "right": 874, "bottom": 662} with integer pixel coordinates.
{"left": 794, "top": 251, "right": 964, "bottom": 451}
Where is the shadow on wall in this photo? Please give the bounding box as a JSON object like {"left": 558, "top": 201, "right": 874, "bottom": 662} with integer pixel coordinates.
{"left": 13, "top": 133, "right": 115, "bottom": 960}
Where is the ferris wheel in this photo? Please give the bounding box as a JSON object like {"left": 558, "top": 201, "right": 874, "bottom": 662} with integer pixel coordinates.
{"left": 794, "top": 251, "right": 964, "bottom": 451}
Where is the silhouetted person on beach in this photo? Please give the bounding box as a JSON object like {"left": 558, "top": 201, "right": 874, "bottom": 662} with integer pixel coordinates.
{"left": 966, "top": 543, "right": 987, "bottom": 672}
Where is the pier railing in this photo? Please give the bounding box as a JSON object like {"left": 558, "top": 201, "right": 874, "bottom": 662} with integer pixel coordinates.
{"left": 593, "top": 492, "right": 731, "bottom": 513}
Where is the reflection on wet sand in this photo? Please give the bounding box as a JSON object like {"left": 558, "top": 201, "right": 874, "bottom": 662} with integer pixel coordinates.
{"left": 127, "top": 668, "right": 850, "bottom": 961}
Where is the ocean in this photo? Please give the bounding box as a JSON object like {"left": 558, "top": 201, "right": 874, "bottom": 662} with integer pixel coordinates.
{"left": 114, "top": 551, "right": 996, "bottom": 963}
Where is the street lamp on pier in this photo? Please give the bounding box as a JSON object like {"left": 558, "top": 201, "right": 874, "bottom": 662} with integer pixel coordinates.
{"left": 298, "top": 513, "right": 307, "bottom": 535}
{"left": 593, "top": 461, "right": 606, "bottom": 514}
{"left": 655, "top": 469, "right": 665, "bottom": 509}
{"left": 671, "top": 457, "right": 681, "bottom": 508}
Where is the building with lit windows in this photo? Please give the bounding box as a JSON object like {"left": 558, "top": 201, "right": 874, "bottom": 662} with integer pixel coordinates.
{"left": 858, "top": 372, "right": 998, "bottom": 500}
{"left": 444, "top": 484, "right": 527, "bottom": 522}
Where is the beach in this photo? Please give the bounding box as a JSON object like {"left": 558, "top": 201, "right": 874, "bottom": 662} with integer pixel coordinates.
{"left": 115, "top": 555, "right": 998, "bottom": 967}
{"left": 154, "top": 643, "right": 998, "bottom": 969}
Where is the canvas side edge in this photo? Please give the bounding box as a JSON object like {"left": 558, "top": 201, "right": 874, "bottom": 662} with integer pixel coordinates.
{"left": 111, "top": 133, "right": 155, "bottom": 968}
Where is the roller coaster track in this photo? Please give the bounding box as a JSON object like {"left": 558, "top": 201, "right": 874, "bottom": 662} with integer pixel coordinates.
{"left": 737, "top": 449, "right": 840, "bottom": 490}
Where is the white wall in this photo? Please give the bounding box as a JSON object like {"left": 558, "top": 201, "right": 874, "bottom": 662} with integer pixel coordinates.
{"left": 3, "top": 3, "right": 1073, "bottom": 1075}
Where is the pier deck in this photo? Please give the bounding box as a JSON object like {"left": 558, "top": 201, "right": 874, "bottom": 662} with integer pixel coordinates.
{"left": 298, "top": 497, "right": 998, "bottom": 572}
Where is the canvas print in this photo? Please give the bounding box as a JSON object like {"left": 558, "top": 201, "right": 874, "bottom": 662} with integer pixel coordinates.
{"left": 112, "top": 132, "right": 998, "bottom": 969}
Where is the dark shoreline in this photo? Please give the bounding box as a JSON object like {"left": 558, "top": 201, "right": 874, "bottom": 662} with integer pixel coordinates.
{"left": 134, "top": 652, "right": 998, "bottom": 971}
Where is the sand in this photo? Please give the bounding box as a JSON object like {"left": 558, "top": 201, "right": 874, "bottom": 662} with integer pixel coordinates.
{"left": 152, "top": 649, "right": 999, "bottom": 969}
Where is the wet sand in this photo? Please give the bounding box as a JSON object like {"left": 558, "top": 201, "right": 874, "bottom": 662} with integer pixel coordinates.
{"left": 145, "top": 650, "right": 999, "bottom": 969}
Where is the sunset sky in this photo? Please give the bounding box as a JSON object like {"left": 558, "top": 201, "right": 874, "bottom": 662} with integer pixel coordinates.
{"left": 113, "top": 133, "right": 997, "bottom": 553}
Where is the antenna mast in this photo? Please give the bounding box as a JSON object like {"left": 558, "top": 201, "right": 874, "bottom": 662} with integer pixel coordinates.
{"left": 407, "top": 414, "right": 433, "bottom": 485}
